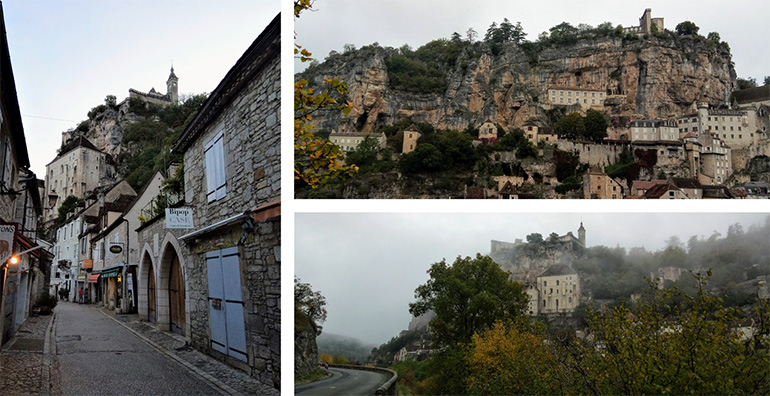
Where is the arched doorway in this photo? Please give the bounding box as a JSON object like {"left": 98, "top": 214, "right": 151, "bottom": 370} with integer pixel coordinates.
{"left": 168, "top": 253, "right": 185, "bottom": 336}
{"left": 148, "top": 261, "right": 156, "bottom": 323}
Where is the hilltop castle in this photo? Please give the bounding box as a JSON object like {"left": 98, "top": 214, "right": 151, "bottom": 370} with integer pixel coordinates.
{"left": 623, "top": 8, "right": 664, "bottom": 35}
{"left": 128, "top": 66, "right": 179, "bottom": 106}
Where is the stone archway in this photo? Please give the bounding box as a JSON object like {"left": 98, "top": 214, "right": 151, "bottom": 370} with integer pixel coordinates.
{"left": 157, "top": 235, "right": 188, "bottom": 337}
{"left": 168, "top": 253, "right": 185, "bottom": 335}
{"left": 138, "top": 246, "right": 155, "bottom": 322}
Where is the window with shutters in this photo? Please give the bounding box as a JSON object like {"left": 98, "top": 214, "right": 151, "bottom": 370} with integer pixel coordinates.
{"left": 205, "top": 131, "right": 227, "bottom": 202}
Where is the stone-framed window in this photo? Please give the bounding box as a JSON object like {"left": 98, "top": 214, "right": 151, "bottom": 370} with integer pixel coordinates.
{"left": 205, "top": 131, "right": 227, "bottom": 202}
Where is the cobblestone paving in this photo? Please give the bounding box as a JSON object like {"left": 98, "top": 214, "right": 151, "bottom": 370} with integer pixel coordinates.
{"left": 102, "top": 309, "right": 279, "bottom": 396}
{"left": 0, "top": 314, "right": 53, "bottom": 396}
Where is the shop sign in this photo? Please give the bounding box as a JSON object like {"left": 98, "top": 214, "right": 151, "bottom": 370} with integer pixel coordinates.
{"left": 166, "top": 208, "right": 194, "bottom": 229}
{"left": 109, "top": 245, "right": 123, "bottom": 254}
{"left": 0, "top": 224, "right": 16, "bottom": 264}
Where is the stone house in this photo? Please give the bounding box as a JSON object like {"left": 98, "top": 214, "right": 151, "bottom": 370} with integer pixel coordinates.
{"left": 478, "top": 119, "right": 497, "bottom": 139}
{"left": 402, "top": 125, "right": 421, "bottom": 154}
{"left": 137, "top": 14, "right": 280, "bottom": 389}
{"left": 0, "top": 2, "right": 51, "bottom": 346}
{"left": 329, "top": 131, "right": 386, "bottom": 152}
{"left": 537, "top": 264, "right": 581, "bottom": 314}
{"left": 642, "top": 183, "right": 688, "bottom": 199}
{"left": 523, "top": 124, "right": 558, "bottom": 145}
{"left": 583, "top": 167, "right": 623, "bottom": 199}
{"left": 547, "top": 87, "right": 605, "bottom": 110}
{"left": 43, "top": 136, "right": 116, "bottom": 223}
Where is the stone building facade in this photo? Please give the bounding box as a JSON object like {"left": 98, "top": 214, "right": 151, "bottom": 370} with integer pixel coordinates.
{"left": 329, "top": 131, "right": 386, "bottom": 152}
{"left": 402, "top": 125, "right": 421, "bottom": 154}
{"left": 127, "top": 67, "right": 179, "bottom": 107}
{"left": 537, "top": 265, "right": 581, "bottom": 314}
{"left": 136, "top": 14, "right": 280, "bottom": 390}
{"left": 0, "top": 2, "right": 51, "bottom": 347}
{"left": 547, "top": 87, "right": 605, "bottom": 110}
{"left": 583, "top": 167, "right": 623, "bottom": 199}
{"left": 43, "top": 136, "right": 116, "bottom": 223}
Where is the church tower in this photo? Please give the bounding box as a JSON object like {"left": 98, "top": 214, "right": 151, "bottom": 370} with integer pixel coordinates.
{"left": 166, "top": 66, "right": 179, "bottom": 105}
{"left": 578, "top": 222, "right": 586, "bottom": 246}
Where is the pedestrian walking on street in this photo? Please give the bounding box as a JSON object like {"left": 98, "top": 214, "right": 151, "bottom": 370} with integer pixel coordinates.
{"left": 78, "top": 288, "right": 83, "bottom": 303}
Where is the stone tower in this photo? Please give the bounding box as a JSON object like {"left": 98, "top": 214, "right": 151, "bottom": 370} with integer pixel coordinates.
{"left": 578, "top": 222, "right": 586, "bottom": 246}
{"left": 167, "top": 66, "right": 179, "bottom": 105}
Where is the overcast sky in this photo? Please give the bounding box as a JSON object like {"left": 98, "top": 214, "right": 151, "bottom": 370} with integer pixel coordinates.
{"left": 3, "top": 0, "right": 279, "bottom": 177}
{"left": 295, "top": 212, "right": 768, "bottom": 345}
{"left": 295, "top": 0, "right": 769, "bottom": 82}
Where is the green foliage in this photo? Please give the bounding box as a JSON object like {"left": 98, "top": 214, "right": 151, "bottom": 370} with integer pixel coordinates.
{"left": 555, "top": 177, "right": 581, "bottom": 194}
{"left": 584, "top": 109, "right": 608, "bottom": 141}
{"left": 385, "top": 54, "right": 447, "bottom": 94}
{"left": 409, "top": 254, "right": 529, "bottom": 348}
{"left": 399, "top": 143, "right": 444, "bottom": 173}
{"left": 554, "top": 149, "right": 583, "bottom": 182}
{"left": 33, "top": 292, "right": 57, "bottom": 315}
{"left": 56, "top": 195, "right": 83, "bottom": 225}
{"left": 675, "top": 20, "right": 700, "bottom": 36}
{"left": 737, "top": 77, "right": 758, "bottom": 90}
{"left": 555, "top": 276, "right": 770, "bottom": 395}
{"left": 526, "top": 233, "right": 543, "bottom": 244}
{"left": 555, "top": 112, "right": 585, "bottom": 139}
{"left": 345, "top": 136, "right": 382, "bottom": 172}
{"left": 295, "top": 277, "right": 326, "bottom": 334}
{"left": 120, "top": 94, "right": 207, "bottom": 191}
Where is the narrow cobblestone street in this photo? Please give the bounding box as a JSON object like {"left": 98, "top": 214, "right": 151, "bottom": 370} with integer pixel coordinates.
{"left": 0, "top": 302, "right": 279, "bottom": 396}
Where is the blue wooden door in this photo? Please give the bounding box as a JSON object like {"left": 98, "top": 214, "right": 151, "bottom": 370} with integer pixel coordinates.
{"left": 206, "top": 247, "right": 247, "bottom": 362}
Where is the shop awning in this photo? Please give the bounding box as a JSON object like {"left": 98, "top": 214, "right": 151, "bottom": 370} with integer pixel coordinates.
{"left": 87, "top": 274, "right": 100, "bottom": 283}
{"left": 100, "top": 266, "right": 121, "bottom": 278}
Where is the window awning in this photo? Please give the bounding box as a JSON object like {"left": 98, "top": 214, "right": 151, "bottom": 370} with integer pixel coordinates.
{"left": 87, "top": 274, "right": 100, "bottom": 283}
{"left": 100, "top": 266, "right": 121, "bottom": 278}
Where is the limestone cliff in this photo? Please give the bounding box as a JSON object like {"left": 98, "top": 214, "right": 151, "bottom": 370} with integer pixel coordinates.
{"left": 294, "top": 309, "right": 319, "bottom": 375}
{"left": 299, "top": 35, "right": 735, "bottom": 133}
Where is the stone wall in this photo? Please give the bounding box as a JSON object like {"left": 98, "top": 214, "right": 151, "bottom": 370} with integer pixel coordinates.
{"left": 176, "top": 27, "right": 280, "bottom": 389}
{"left": 557, "top": 141, "right": 627, "bottom": 167}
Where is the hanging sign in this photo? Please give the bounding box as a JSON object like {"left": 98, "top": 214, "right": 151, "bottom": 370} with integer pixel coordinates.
{"left": 109, "top": 245, "right": 123, "bottom": 254}
{"left": 0, "top": 224, "right": 16, "bottom": 264}
{"left": 166, "top": 208, "right": 194, "bottom": 229}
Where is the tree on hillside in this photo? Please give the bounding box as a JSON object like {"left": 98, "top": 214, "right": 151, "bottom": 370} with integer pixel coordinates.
{"left": 737, "top": 77, "right": 758, "bottom": 90}
{"left": 466, "top": 27, "right": 478, "bottom": 43}
{"left": 294, "top": 0, "right": 357, "bottom": 188}
{"left": 295, "top": 277, "right": 327, "bottom": 334}
{"left": 707, "top": 31, "right": 721, "bottom": 42}
{"left": 552, "top": 275, "right": 770, "bottom": 395}
{"left": 409, "top": 254, "right": 529, "bottom": 348}
{"left": 57, "top": 195, "right": 83, "bottom": 225}
{"left": 526, "top": 233, "right": 543, "bottom": 244}
{"left": 675, "top": 21, "right": 700, "bottom": 36}
{"left": 555, "top": 112, "right": 586, "bottom": 140}
{"left": 466, "top": 321, "right": 556, "bottom": 395}
{"left": 764, "top": 76, "right": 770, "bottom": 86}
{"left": 584, "top": 109, "right": 608, "bottom": 141}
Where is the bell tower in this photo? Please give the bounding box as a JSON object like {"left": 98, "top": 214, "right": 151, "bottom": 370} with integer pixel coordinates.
{"left": 167, "top": 66, "right": 179, "bottom": 105}
{"left": 578, "top": 222, "right": 586, "bottom": 247}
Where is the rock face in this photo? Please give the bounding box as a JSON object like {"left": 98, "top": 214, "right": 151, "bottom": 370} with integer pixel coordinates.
{"left": 62, "top": 103, "right": 136, "bottom": 159}
{"left": 300, "top": 35, "right": 735, "bottom": 133}
{"left": 294, "top": 310, "right": 319, "bottom": 375}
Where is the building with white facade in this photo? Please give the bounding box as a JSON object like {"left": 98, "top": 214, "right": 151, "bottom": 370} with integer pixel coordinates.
{"left": 548, "top": 87, "right": 605, "bottom": 110}
{"left": 43, "top": 136, "right": 116, "bottom": 223}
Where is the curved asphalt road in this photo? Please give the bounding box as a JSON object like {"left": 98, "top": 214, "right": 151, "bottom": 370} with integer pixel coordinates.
{"left": 295, "top": 367, "right": 389, "bottom": 396}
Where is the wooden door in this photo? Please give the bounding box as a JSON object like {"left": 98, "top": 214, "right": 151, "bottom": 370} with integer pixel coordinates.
{"left": 169, "top": 255, "right": 185, "bottom": 335}
{"left": 148, "top": 264, "right": 156, "bottom": 323}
